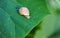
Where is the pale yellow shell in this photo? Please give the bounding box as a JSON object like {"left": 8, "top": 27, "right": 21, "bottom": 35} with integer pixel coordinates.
{"left": 19, "top": 7, "right": 30, "bottom": 19}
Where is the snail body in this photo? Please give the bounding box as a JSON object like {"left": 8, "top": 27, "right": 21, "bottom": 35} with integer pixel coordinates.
{"left": 19, "top": 7, "right": 30, "bottom": 19}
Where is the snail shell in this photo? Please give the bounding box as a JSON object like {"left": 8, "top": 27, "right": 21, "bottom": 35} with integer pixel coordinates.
{"left": 19, "top": 7, "right": 30, "bottom": 19}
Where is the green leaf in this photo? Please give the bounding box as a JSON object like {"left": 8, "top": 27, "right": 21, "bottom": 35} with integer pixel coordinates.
{"left": 41, "top": 14, "right": 60, "bottom": 37}
{"left": 0, "top": 0, "right": 49, "bottom": 38}
{"left": 0, "top": 8, "right": 15, "bottom": 38}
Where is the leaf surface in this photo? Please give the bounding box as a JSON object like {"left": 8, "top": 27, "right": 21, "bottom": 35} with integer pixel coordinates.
{"left": 0, "top": 0, "right": 49, "bottom": 38}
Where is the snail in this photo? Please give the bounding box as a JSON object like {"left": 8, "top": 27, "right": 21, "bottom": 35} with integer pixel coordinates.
{"left": 19, "top": 7, "right": 30, "bottom": 19}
